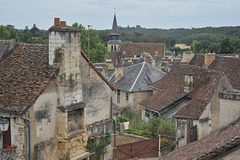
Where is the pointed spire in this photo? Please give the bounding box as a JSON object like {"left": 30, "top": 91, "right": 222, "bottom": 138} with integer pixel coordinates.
{"left": 112, "top": 12, "right": 119, "bottom": 34}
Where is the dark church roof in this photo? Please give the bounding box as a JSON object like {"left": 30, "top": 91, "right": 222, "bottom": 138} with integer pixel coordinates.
{"left": 119, "top": 43, "right": 165, "bottom": 58}
{"left": 113, "top": 62, "right": 165, "bottom": 92}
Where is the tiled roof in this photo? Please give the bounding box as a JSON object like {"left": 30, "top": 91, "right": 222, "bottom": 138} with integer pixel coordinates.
{"left": 81, "top": 51, "right": 116, "bottom": 91}
{"left": 140, "top": 64, "right": 223, "bottom": 119}
{"left": 0, "top": 45, "right": 115, "bottom": 114}
{"left": 119, "top": 43, "right": 164, "bottom": 58}
{"left": 159, "top": 119, "right": 240, "bottom": 160}
{"left": 208, "top": 57, "right": 240, "bottom": 89}
{"left": 190, "top": 55, "right": 240, "bottom": 89}
{"left": 0, "top": 44, "right": 58, "bottom": 114}
{"left": 114, "top": 62, "right": 165, "bottom": 92}
{"left": 188, "top": 54, "right": 204, "bottom": 67}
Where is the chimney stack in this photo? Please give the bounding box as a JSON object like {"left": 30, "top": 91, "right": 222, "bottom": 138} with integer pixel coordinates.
{"left": 184, "top": 74, "right": 193, "bottom": 93}
{"left": 115, "top": 66, "right": 123, "bottom": 82}
{"left": 60, "top": 21, "right": 66, "bottom": 26}
{"left": 54, "top": 18, "right": 60, "bottom": 25}
{"left": 145, "top": 56, "right": 151, "bottom": 64}
{"left": 54, "top": 18, "right": 67, "bottom": 26}
{"left": 204, "top": 53, "right": 216, "bottom": 69}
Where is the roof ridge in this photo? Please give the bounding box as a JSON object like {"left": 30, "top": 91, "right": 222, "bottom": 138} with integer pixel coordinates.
{"left": 129, "top": 62, "right": 146, "bottom": 92}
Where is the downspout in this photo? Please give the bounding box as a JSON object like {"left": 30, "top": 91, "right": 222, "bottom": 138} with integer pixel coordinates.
{"left": 110, "top": 91, "right": 117, "bottom": 160}
{"left": 21, "top": 116, "right": 31, "bottom": 160}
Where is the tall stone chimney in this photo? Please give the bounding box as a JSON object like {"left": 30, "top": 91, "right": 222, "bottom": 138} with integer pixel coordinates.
{"left": 204, "top": 53, "right": 216, "bottom": 69}
{"left": 49, "top": 18, "right": 83, "bottom": 106}
{"left": 184, "top": 74, "right": 193, "bottom": 93}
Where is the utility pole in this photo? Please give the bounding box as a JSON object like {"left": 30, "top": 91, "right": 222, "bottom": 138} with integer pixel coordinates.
{"left": 88, "top": 25, "right": 93, "bottom": 76}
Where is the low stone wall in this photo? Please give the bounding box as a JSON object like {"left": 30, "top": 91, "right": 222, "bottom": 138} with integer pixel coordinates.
{"left": 34, "top": 138, "right": 58, "bottom": 160}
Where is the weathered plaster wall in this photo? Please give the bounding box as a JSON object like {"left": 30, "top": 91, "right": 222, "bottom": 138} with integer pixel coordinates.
{"left": 210, "top": 76, "right": 233, "bottom": 131}
{"left": 81, "top": 55, "right": 112, "bottom": 125}
{"left": 30, "top": 79, "right": 59, "bottom": 159}
{"left": 219, "top": 92, "right": 240, "bottom": 128}
{"left": 198, "top": 103, "right": 211, "bottom": 139}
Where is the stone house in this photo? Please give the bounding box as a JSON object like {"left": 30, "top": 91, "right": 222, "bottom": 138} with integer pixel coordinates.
{"left": 139, "top": 64, "right": 234, "bottom": 146}
{"left": 110, "top": 61, "right": 165, "bottom": 115}
{"left": 159, "top": 117, "right": 240, "bottom": 160}
{"left": 0, "top": 18, "right": 115, "bottom": 160}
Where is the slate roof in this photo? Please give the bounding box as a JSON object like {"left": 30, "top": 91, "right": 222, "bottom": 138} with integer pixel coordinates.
{"left": 119, "top": 43, "right": 164, "bottom": 58}
{"left": 139, "top": 64, "right": 223, "bottom": 119}
{"left": 159, "top": 118, "right": 240, "bottom": 160}
{"left": 0, "top": 44, "right": 58, "bottom": 114}
{"left": 114, "top": 62, "right": 166, "bottom": 92}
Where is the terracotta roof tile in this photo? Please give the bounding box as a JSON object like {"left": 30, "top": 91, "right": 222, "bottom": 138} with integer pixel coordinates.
{"left": 0, "top": 45, "right": 58, "bottom": 114}
{"left": 140, "top": 64, "right": 223, "bottom": 118}
{"left": 160, "top": 119, "right": 240, "bottom": 160}
{"left": 208, "top": 57, "right": 240, "bottom": 89}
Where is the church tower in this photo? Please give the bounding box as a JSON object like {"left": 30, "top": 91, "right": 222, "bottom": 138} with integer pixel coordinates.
{"left": 107, "top": 13, "right": 122, "bottom": 65}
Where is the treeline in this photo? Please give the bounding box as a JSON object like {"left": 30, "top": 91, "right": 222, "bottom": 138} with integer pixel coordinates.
{"left": 98, "top": 25, "right": 240, "bottom": 54}
{"left": 0, "top": 24, "right": 48, "bottom": 44}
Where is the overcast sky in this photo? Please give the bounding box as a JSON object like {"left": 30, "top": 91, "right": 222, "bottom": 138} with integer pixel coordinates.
{"left": 1, "top": 0, "right": 240, "bottom": 30}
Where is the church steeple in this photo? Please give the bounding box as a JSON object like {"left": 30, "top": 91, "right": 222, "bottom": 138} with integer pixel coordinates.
{"left": 109, "top": 12, "right": 121, "bottom": 41}
{"left": 112, "top": 14, "right": 119, "bottom": 34}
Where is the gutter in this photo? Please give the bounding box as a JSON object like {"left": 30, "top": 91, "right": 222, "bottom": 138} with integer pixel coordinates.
{"left": 110, "top": 91, "right": 117, "bottom": 160}
{"left": 21, "top": 116, "right": 31, "bottom": 160}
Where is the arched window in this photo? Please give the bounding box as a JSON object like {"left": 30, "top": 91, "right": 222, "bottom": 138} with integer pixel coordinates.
{"left": 111, "top": 45, "right": 113, "bottom": 52}
{"left": 114, "top": 45, "right": 116, "bottom": 51}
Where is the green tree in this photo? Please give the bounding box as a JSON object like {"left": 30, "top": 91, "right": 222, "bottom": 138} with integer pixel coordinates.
{"left": 219, "top": 38, "right": 235, "bottom": 54}
{"left": 72, "top": 23, "right": 107, "bottom": 63}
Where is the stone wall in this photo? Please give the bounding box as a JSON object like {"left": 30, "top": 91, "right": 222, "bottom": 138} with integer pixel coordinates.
{"left": 49, "top": 28, "right": 83, "bottom": 106}
{"left": 34, "top": 138, "right": 58, "bottom": 160}
{"left": 58, "top": 133, "right": 88, "bottom": 160}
